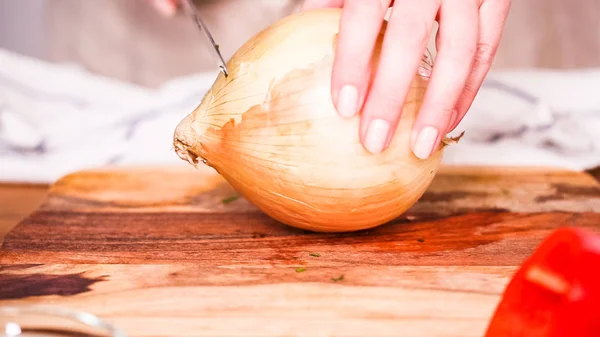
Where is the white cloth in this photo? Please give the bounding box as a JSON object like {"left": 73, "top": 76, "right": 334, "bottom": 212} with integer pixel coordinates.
{"left": 443, "top": 69, "right": 600, "bottom": 170}
{"left": 1, "top": 48, "right": 599, "bottom": 183}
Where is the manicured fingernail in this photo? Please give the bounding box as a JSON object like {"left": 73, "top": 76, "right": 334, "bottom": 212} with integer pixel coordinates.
{"left": 337, "top": 85, "right": 358, "bottom": 117}
{"left": 413, "top": 126, "right": 439, "bottom": 159}
{"left": 364, "top": 119, "right": 390, "bottom": 154}
{"left": 153, "top": 0, "right": 176, "bottom": 17}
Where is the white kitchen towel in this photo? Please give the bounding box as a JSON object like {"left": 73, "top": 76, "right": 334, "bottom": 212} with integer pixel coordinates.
{"left": 1, "top": 48, "right": 599, "bottom": 183}
{"left": 443, "top": 69, "right": 600, "bottom": 170}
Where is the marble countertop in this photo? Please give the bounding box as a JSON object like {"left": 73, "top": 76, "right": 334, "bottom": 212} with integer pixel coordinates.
{"left": 1, "top": 48, "right": 599, "bottom": 183}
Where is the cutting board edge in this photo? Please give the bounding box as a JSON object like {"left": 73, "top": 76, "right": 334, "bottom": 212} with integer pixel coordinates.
{"left": 2, "top": 164, "right": 599, "bottom": 249}
{"left": 40, "top": 163, "right": 600, "bottom": 203}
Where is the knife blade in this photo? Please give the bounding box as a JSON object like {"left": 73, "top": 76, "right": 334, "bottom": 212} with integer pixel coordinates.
{"left": 182, "top": 0, "right": 229, "bottom": 77}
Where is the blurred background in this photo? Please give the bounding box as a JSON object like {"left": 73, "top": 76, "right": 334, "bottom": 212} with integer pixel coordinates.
{"left": 2, "top": 0, "right": 600, "bottom": 85}
{"left": 0, "top": 0, "right": 599, "bottom": 232}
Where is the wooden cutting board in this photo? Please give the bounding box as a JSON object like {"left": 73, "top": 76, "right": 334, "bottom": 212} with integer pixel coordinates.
{"left": 1, "top": 165, "right": 599, "bottom": 337}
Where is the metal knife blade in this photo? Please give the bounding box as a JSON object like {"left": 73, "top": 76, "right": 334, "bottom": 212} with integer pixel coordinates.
{"left": 182, "top": 0, "right": 229, "bottom": 77}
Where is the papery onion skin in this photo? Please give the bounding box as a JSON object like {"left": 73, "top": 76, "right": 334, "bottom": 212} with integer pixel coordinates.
{"left": 173, "top": 8, "right": 445, "bottom": 233}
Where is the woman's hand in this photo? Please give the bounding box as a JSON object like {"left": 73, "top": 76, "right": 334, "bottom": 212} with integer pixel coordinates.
{"left": 148, "top": 0, "right": 180, "bottom": 17}
{"left": 302, "top": 0, "right": 511, "bottom": 159}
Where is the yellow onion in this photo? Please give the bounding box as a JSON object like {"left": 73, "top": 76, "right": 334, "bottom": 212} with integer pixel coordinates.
{"left": 173, "top": 8, "right": 455, "bottom": 232}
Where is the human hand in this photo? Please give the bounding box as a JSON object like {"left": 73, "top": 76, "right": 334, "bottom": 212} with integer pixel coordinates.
{"left": 148, "top": 0, "right": 180, "bottom": 17}
{"left": 302, "top": 0, "right": 511, "bottom": 159}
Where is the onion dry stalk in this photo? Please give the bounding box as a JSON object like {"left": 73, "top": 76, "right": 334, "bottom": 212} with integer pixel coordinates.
{"left": 173, "top": 8, "right": 457, "bottom": 232}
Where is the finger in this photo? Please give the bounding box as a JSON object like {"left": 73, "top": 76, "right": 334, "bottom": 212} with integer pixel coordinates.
{"left": 301, "top": 0, "right": 345, "bottom": 11}
{"left": 330, "top": 0, "right": 390, "bottom": 119}
{"left": 358, "top": 0, "right": 439, "bottom": 154}
{"left": 152, "top": 0, "right": 177, "bottom": 17}
{"left": 410, "top": 0, "right": 479, "bottom": 159}
{"left": 301, "top": 1, "right": 392, "bottom": 14}
{"left": 448, "top": 0, "right": 511, "bottom": 132}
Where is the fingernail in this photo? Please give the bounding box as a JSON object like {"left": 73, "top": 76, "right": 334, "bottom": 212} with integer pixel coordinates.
{"left": 364, "top": 119, "right": 390, "bottom": 154}
{"left": 337, "top": 85, "right": 358, "bottom": 117}
{"left": 153, "top": 0, "right": 176, "bottom": 17}
{"left": 413, "top": 126, "right": 439, "bottom": 159}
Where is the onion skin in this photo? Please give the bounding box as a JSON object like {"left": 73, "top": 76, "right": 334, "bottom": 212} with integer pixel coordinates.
{"left": 173, "top": 8, "right": 445, "bottom": 233}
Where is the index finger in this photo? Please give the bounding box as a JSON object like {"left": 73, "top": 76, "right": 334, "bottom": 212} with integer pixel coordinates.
{"left": 330, "top": 0, "right": 390, "bottom": 118}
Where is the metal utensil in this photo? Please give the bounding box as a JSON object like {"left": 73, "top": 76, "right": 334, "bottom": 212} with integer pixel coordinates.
{"left": 181, "top": 0, "right": 229, "bottom": 77}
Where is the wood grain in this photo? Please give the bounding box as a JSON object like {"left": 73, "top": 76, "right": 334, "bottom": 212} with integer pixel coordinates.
{"left": 0, "top": 264, "right": 513, "bottom": 337}
{"left": 1, "top": 165, "right": 599, "bottom": 337}
{"left": 588, "top": 166, "right": 600, "bottom": 182}
{"left": 0, "top": 183, "right": 49, "bottom": 242}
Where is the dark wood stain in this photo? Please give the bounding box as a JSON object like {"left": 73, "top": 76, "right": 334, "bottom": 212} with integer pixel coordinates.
{"left": 2, "top": 210, "right": 599, "bottom": 266}
{"left": 0, "top": 272, "right": 107, "bottom": 300}
{"left": 1, "top": 168, "right": 599, "bottom": 269}
{"left": 586, "top": 166, "right": 600, "bottom": 182}
{"left": 535, "top": 183, "right": 600, "bottom": 202}
{"left": 0, "top": 264, "right": 42, "bottom": 271}
{"left": 419, "top": 191, "right": 489, "bottom": 203}
{"left": 5, "top": 328, "right": 106, "bottom": 337}
{"left": 450, "top": 207, "right": 510, "bottom": 214}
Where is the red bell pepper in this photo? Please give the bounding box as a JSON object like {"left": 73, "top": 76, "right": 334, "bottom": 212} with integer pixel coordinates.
{"left": 485, "top": 226, "right": 600, "bottom": 337}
